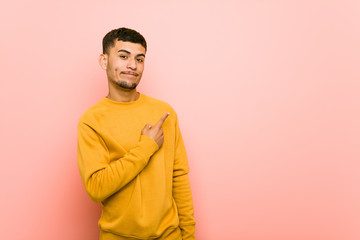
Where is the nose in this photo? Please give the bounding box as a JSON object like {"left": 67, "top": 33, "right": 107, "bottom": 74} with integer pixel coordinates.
{"left": 127, "top": 58, "right": 137, "bottom": 70}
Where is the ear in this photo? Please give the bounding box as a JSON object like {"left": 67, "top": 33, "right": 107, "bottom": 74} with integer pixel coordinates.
{"left": 99, "top": 54, "right": 108, "bottom": 70}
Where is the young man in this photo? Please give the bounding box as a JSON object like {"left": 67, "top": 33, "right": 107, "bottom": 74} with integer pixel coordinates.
{"left": 77, "top": 28, "right": 195, "bottom": 240}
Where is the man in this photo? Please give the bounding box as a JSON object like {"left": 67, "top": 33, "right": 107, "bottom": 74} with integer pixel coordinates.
{"left": 77, "top": 28, "right": 196, "bottom": 240}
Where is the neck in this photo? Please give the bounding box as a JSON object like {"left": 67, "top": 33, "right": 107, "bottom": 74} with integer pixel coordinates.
{"left": 107, "top": 88, "right": 140, "bottom": 102}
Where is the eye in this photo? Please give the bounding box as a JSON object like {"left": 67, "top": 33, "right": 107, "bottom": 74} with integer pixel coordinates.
{"left": 136, "top": 58, "right": 144, "bottom": 63}
{"left": 120, "top": 55, "right": 127, "bottom": 59}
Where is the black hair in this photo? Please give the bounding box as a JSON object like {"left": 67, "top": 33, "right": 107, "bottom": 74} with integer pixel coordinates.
{"left": 102, "top": 27, "right": 147, "bottom": 54}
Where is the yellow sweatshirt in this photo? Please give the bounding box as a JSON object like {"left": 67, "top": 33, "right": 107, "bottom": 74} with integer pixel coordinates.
{"left": 77, "top": 94, "right": 195, "bottom": 240}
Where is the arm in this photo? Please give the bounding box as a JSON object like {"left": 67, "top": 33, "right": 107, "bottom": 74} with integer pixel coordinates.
{"left": 77, "top": 113, "right": 169, "bottom": 203}
{"left": 172, "top": 115, "right": 196, "bottom": 240}
{"left": 77, "top": 121, "right": 159, "bottom": 202}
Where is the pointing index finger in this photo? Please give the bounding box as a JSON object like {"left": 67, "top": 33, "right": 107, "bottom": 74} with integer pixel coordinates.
{"left": 155, "top": 112, "right": 170, "bottom": 128}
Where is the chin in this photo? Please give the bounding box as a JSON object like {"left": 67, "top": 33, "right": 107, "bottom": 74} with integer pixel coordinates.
{"left": 116, "top": 81, "right": 137, "bottom": 90}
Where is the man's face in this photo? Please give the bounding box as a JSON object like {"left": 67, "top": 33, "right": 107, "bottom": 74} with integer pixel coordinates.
{"left": 101, "top": 40, "right": 146, "bottom": 90}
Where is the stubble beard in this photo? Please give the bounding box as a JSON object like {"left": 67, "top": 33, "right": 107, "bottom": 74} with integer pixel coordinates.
{"left": 116, "top": 80, "right": 137, "bottom": 90}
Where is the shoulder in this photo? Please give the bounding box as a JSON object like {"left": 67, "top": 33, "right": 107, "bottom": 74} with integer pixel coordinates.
{"left": 79, "top": 98, "right": 109, "bottom": 125}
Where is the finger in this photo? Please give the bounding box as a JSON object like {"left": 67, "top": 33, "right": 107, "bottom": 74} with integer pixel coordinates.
{"left": 155, "top": 112, "right": 169, "bottom": 128}
{"left": 143, "top": 124, "right": 152, "bottom": 130}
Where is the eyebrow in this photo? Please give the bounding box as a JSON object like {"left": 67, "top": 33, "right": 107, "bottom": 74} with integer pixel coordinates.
{"left": 118, "top": 49, "right": 145, "bottom": 58}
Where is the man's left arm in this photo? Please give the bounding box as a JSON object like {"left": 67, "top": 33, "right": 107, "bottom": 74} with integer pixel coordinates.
{"left": 172, "top": 114, "right": 196, "bottom": 240}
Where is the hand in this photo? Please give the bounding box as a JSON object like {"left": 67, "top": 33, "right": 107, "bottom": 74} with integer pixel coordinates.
{"left": 141, "top": 112, "right": 169, "bottom": 148}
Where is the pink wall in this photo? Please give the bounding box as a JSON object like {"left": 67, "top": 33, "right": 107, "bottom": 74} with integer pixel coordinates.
{"left": 1, "top": 1, "right": 359, "bottom": 239}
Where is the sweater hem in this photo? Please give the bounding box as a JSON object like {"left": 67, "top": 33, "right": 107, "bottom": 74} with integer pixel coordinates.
{"left": 100, "top": 226, "right": 181, "bottom": 240}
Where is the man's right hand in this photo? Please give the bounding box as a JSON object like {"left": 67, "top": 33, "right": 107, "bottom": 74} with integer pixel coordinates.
{"left": 141, "top": 112, "right": 169, "bottom": 148}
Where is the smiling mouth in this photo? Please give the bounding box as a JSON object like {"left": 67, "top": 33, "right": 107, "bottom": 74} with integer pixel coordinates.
{"left": 121, "top": 71, "right": 138, "bottom": 77}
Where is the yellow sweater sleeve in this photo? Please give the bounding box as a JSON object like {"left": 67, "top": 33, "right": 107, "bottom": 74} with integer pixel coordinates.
{"left": 77, "top": 121, "right": 159, "bottom": 202}
{"left": 172, "top": 115, "right": 196, "bottom": 239}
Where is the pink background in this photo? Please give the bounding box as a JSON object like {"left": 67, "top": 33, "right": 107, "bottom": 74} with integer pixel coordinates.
{"left": 1, "top": 1, "right": 359, "bottom": 239}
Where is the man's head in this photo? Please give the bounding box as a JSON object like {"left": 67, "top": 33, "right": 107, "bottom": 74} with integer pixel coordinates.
{"left": 102, "top": 28, "right": 147, "bottom": 54}
{"left": 99, "top": 28, "right": 147, "bottom": 92}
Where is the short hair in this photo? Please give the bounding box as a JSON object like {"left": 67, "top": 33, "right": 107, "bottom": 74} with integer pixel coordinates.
{"left": 102, "top": 27, "right": 147, "bottom": 54}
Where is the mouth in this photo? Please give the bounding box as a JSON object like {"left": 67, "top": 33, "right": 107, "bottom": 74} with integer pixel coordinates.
{"left": 121, "top": 71, "right": 139, "bottom": 77}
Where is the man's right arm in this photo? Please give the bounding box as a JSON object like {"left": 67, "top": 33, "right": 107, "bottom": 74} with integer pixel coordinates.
{"left": 77, "top": 113, "right": 169, "bottom": 203}
{"left": 77, "top": 122, "right": 158, "bottom": 202}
